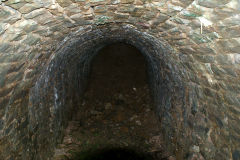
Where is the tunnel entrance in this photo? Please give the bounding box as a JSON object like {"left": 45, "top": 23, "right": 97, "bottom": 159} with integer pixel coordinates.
{"left": 29, "top": 26, "right": 185, "bottom": 160}
{"left": 52, "top": 43, "right": 172, "bottom": 160}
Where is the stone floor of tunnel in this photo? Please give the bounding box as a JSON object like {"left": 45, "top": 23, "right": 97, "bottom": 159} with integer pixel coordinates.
{"left": 52, "top": 85, "right": 175, "bottom": 160}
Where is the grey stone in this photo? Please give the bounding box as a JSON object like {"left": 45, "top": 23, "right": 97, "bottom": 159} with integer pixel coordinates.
{"left": 0, "top": 6, "right": 21, "bottom": 24}
{"left": 232, "top": 150, "right": 240, "bottom": 160}
{"left": 22, "top": 35, "right": 40, "bottom": 45}
{"left": 5, "top": 71, "right": 24, "bottom": 85}
{"left": 191, "top": 145, "right": 200, "bottom": 153}
{"left": 194, "top": 55, "right": 214, "bottom": 63}
{"left": 19, "top": 3, "right": 42, "bottom": 14}
{"left": 191, "top": 33, "right": 211, "bottom": 44}
{"left": 216, "top": 55, "right": 234, "bottom": 65}
{"left": 187, "top": 153, "right": 204, "bottom": 160}
{"left": 234, "top": 54, "right": 240, "bottom": 64}
{"left": 120, "top": 0, "right": 134, "bottom": 4}
{"left": 224, "top": 93, "right": 239, "bottom": 106}
{"left": 31, "top": 11, "right": 56, "bottom": 25}
{"left": 90, "top": 0, "right": 106, "bottom": 6}
{"left": 152, "top": 14, "right": 169, "bottom": 26}
{"left": 0, "top": 53, "right": 25, "bottom": 63}
{"left": 94, "top": 6, "right": 107, "bottom": 13}
{"left": 8, "top": 32, "right": 26, "bottom": 41}
{"left": 0, "top": 119, "right": 3, "bottom": 130}
{"left": 23, "top": 8, "right": 46, "bottom": 19}
{"left": 56, "top": 0, "right": 72, "bottom": 7}
{"left": 224, "top": 26, "right": 240, "bottom": 38}
{"left": 222, "top": 67, "right": 237, "bottom": 77}
{"left": 117, "top": 5, "right": 135, "bottom": 13}
{"left": 223, "top": 16, "right": 240, "bottom": 27}
{"left": 5, "top": 1, "right": 26, "bottom": 9}
{"left": 211, "top": 64, "right": 225, "bottom": 76}
{"left": 0, "top": 43, "right": 12, "bottom": 53}
{"left": 94, "top": 15, "right": 112, "bottom": 25}
{"left": 90, "top": 0, "right": 105, "bottom": 2}
{"left": 15, "top": 19, "right": 39, "bottom": 33}
{"left": 113, "top": 12, "right": 129, "bottom": 19}
{"left": 181, "top": 10, "right": 202, "bottom": 19}
{"left": 0, "top": 7, "right": 11, "bottom": 18}
{"left": 0, "top": 65, "right": 9, "bottom": 87}
{"left": 197, "top": 0, "right": 231, "bottom": 8}
{"left": 0, "top": 23, "right": 9, "bottom": 35}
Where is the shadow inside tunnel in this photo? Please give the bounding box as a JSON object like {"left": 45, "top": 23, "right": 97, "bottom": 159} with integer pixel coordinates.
{"left": 70, "top": 147, "right": 154, "bottom": 160}
{"left": 62, "top": 43, "right": 170, "bottom": 160}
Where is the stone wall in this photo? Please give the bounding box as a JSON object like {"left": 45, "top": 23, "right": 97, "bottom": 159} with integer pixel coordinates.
{"left": 0, "top": 0, "right": 240, "bottom": 159}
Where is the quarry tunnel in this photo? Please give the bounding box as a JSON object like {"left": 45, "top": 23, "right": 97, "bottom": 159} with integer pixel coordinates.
{"left": 0, "top": 0, "right": 240, "bottom": 160}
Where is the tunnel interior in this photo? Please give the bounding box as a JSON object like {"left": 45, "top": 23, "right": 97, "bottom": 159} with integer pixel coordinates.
{"left": 86, "top": 42, "right": 148, "bottom": 103}
{"left": 28, "top": 26, "right": 186, "bottom": 159}
{"left": 54, "top": 43, "right": 163, "bottom": 159}
{"left": 66, "top": 147, "right": 154, "bottom": 160}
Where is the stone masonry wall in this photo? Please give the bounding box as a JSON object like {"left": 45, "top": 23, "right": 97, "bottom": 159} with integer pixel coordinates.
{"left": 0, "top": 0, "right": 240, "bottom": 159}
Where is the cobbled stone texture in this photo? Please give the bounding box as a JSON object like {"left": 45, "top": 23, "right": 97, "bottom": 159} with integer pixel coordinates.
{"left": 0, "top": 0, "right": 239, "bottom": 160}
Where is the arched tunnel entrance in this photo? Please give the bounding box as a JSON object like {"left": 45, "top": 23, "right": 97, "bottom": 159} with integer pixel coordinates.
{"left": 52, "top": 43, "right": 166, "bottom": 159}
{"left": 28, "top": 25, "right": 187, "bottom": 160}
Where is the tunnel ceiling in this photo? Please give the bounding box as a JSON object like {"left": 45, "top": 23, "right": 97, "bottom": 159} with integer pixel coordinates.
{"left": 0, "top": 0, "right": 240, "bottom": 160}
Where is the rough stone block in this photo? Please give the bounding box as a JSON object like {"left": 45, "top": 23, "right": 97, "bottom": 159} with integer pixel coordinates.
{"left": 56, "top": 0, "right": 73, "bottom": 7}
{"left": 19, "top": 3, "right": 42, "bottom": 14}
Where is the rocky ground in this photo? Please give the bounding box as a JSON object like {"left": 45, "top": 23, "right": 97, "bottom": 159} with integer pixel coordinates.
{"left": 52, "top": 85, "right": 175, "bottom": 160}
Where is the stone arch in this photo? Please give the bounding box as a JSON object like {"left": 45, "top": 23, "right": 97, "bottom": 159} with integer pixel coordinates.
{"left": 28, "top": 24, "right": 187, "bottom": 159}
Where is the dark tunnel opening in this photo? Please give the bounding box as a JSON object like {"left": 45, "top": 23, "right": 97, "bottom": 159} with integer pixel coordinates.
{"left": 86, "top": 42, "right": 149, "bottom": 105}
{"left": 28, "top": 26, "right": 185, "bottom": 159}
{"left": 68, "top": 147, "right": 154, "bottom": 160}
{"left": 65, "top": 43, "right": 166, "bottom": 160}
